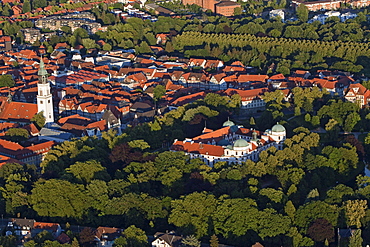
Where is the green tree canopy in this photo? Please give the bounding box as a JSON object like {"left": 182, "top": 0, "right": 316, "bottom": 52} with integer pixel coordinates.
{"left": 5, "top": 128, "right": 29, "bottom": 142}
{"left": 31, "top": 112, "right": 46, "bottom": 129}
{"left": 0, "top": 74, "right": 15, "bottom": 88}
{"left": 30, "top": 179, "right": 88, "bottom": 218}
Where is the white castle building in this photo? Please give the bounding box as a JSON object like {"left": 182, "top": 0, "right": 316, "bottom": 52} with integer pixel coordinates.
{"left": 171, "top": 120, "right": 286, "bottom": 166}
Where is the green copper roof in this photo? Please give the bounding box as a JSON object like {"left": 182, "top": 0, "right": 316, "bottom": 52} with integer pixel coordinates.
{"left": 272, "top": 122, "right": 286, "bottom": 133}
{"left": 38, "top": 56, "right": 47, "bottom": 76}
{"left": 233, "top": 138, "right": 249, "bottom": 148}
{"left": 223, "top": 118, "right": 235, "bottom": 127}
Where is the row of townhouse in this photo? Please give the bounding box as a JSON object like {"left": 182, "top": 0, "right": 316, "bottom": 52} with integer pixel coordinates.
{"left": 0, "top": 0, "right": 117, "bottom": 21}
{"left": 7, "top": 217, "right": 200, "bottom": 247}
{"left": 6, "top": 218, "right": 144, "bottom": 247}
{"left": 291, "top": 0, "right": 370, "bottom": 11}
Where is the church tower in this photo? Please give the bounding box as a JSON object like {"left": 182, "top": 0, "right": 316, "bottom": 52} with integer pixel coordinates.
{"left": 37, "top": 57, "right": 54, "bottom": 123}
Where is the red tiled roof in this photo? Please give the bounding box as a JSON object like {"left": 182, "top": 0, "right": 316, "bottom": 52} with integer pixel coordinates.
{"left": 237, "top": 74, "right": 268, "bottom": 83}
{"left": 58, "top": 114, "right": 91, "bottom": 125}
{"left": 0, "top": 122, "right": 18, "bottom": 131}
{"left": 171, "top": 140, "right": 224, "bottom": 156}
{"left": 193, "top": 126, "right": 231, "bottom": 143}
{"left": 231, "top": 61, "right": 244, "bottom": 67}
{"left": 0, "top": 101, "right": 38, "bottom": 122}
{"left": 86, "top": 120, "right": 107, "bottom": 131}
{"left": 224, "top": 88, "right": 269, "bottom": 101}
{"left": 269, "top": 73, "right": 285, "bottom": 80}
{"left": 171, "top": 92, "right": 206, "bottom": 106}
{"left": 0, "top": 154, "right": 22, "bottom": 166}
{"left": 23, "top": 123, "right": 40, "bottom": 136}
{"left": 33, "top": 222, "right": 60, "bottom": 232}
{"left": 26, "top": 141, "right": 56, "bottom": 155}
{"left": 56, "top": 233, "right": 71, "bottom": 244}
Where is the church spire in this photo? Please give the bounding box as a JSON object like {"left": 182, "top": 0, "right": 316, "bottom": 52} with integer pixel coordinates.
{"left": 37, "top": 55, "right": 54, "bottom": 123}
{"left": 38, "top": 56, "right": 48, "bottom": 83}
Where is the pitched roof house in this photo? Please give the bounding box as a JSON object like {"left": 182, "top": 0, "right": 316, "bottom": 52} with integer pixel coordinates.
{"left": 152, "top": 231, "right": 182, "bottom": 247}
{"left": 344, "top": 83, "right": 370, "bottom": 108}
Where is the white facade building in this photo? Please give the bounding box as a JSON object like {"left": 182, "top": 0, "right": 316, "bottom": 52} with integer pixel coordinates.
{"left": 37, "top": 57, "right": 54, "bottom": 123}
{"left": 269, "top": 9, "right": 285, "bottom": 22}
{"left": 171, "top": 120, "right": 286, "bottom": 166}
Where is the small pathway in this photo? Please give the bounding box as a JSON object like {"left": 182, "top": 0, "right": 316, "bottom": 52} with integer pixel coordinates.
{"left": 310, "top": 128, "right": 368, "bottom": 140}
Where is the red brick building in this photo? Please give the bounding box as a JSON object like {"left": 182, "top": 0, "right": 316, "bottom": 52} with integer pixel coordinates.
{"left": 203, "top": 0, "right": 217, "bottom": 11}
{"left": 182, "top": 0, "right": 217, "bottom": 11}
{"left": 182, "top": 0, "right": 203, "bottom": 7}
{"left": 215, "top": 1, "right": 241, "bottom": 16}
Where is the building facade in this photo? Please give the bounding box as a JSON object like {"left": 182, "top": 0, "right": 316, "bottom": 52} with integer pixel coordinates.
{"left": 215, "top": 1, "right": 241, "bottom": 16}
{"left": 37, "top": 57, "right": 54, "bottom": 123}
{"left": 171, "top": 120, "right": 286, "bottom": 166}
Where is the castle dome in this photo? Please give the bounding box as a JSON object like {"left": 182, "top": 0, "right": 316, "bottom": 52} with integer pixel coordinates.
{"left": 233, "top": 138, "right": 249, "bottom": 148}
{"left": 223, "top": 119, "right": 235, "bottom": 127}
{"left": 272, "top": 122, "right": 286, "bottom": 133}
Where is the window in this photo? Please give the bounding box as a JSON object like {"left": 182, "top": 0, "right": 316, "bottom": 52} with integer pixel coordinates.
{"left": 39, "top": 91, "right": 43, "bottom": 96}
{"left": 40, "top": 101, "right": 43, "bottom": 104}
{"left": 48, "top": 100, "right": 50, "bottom": 103}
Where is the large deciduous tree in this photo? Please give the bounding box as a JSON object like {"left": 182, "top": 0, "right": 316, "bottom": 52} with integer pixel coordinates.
{"left": 169, "top": 192, "right": 216, "bottom": 237}
{"left": 66, "top": 160, "right": 109, "bottom": 184}
{"left": 344, "top": 200, "right": 367, "bottom": 228}
{"left": 114, "top": 225, "right": 148, "bottom": 247}
{"left": 296, "top": 4, "right": 309, "bottom": 22}
{"left": 0, "top": 74, "right": 15, "bottom": 87}
{"left": 306, "top": 218, "right": 334, "bottom": 243}
{"left": 30, "top": 179, "right": 88, "bottom": 218}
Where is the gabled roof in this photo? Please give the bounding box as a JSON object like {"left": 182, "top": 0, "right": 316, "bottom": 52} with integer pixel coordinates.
{"left": 86, "top": 120, "right": 107, "bottom": 131}
{"left": 231, "top": 61, "right": 245, "bottom": 67}
{"left": 23, "top": 123, "right": 40, "bottom": 136}
{"left": 269, "top": 73, "right": 285, "bottom": 80}
{"left": 170, "top": 92, "right": 206, "bottom": 106}
{"left": 346, "top": 83, "right": 367, "bottom": 95}
{"left": 0, "top": 101, "right": 38, "bottom": 122}
{"left": 223, "top": 65, "right": 246, "bottom": 73}
{"left": 205, "top": 59, "right": 223, "bottom": 68}
{"left": 95, "top": 227, "right": 122, "bottom": 241}
{"left": 153, "top": 232, "right": 182, "bottom": 247}
{"left": 193, "top": 126, "right": 232, "bottom": 143}
{"left": 33, "top": 222, "right": 60, "bottom": 232}
{"left": 181, "top": 72, "right": 207, "bottom": 81}
{"left": 56, "top": 233, "right": 71, "bottom": 244}
{"left": 189, "top": 58, "right": 206, "bottom": 66}
{"left": 58, "top": 114, "right": 91, "bottom": 125}
{"left": 211, "top": 73, "right": 226, "bottom": 82}
{"left": 224, "top": 88, "right": 269, "bottom": 100}
{"left": 237, "top": 74, "right": 268, "bottom": 83}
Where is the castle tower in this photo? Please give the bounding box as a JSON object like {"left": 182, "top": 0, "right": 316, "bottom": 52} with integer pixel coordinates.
{"left": 37, "top": 57, "right": 54, "bottom": 123}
